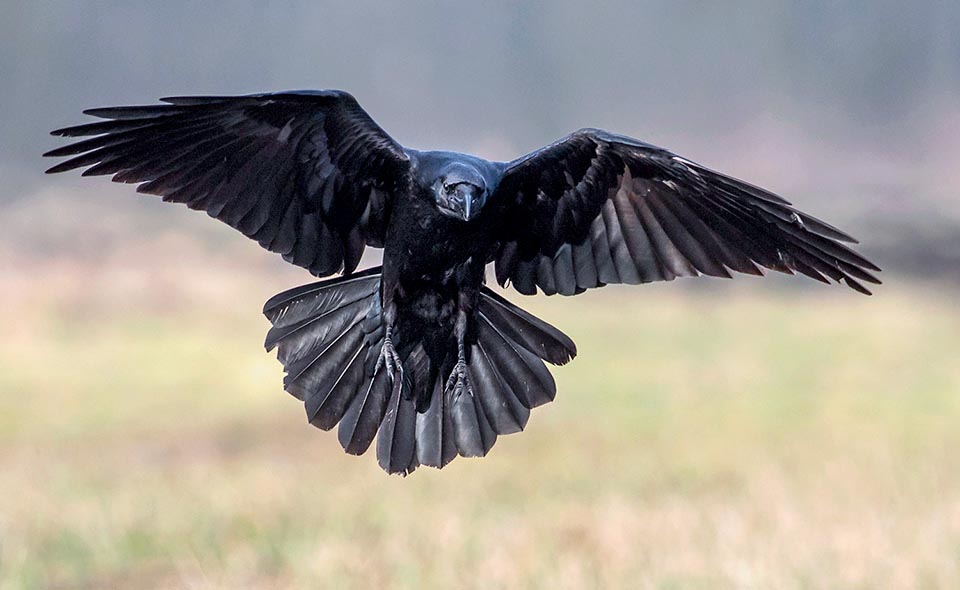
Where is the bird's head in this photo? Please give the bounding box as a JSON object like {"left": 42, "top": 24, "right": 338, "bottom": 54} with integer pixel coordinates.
{"left": 432, "top": 163, "right": 487, "bottom": 222}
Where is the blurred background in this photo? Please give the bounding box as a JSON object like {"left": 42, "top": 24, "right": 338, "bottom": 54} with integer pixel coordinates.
{"left": 2, "top": 2, "right": 959, "bottom": 588}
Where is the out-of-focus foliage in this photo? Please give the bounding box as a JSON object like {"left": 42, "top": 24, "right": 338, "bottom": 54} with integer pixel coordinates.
{"left": 5, "top": 1, "right": 959, "bottom": 278}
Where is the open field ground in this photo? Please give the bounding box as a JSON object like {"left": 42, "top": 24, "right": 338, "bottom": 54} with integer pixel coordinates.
{"left": 4, "top": 2, "right": 960, "bottom": 588}
{"left": 1, "top": 260, "right": 958, "bottom": 589}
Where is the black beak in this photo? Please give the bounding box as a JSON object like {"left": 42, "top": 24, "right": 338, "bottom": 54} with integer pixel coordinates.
{"left": 462, "top": 191, "right": 474, "bottom": 221}
{"left": 442, "top": 182, "right": 482, "bottom": 221}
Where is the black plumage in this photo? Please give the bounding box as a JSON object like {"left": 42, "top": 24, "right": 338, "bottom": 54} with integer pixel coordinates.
{"left": 45, "top": 90, "right": 880, "bottom": 475}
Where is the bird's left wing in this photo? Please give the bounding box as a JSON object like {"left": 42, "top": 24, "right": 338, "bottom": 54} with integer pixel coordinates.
{"left": 45, "top": 90, "right": 410, "bottom": 277}
{"left": 492, "top": 128, "right": 880, "bottom": 295}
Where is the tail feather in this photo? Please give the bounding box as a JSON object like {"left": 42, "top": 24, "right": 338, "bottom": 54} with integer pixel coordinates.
{"left": 415, "top": 378, "right": 458, "bottom": 468}
{"left": 451, "top": 383, "right": 498, "bottom": 457}
{"left": 284, "top": 317, "right": 365, "bottom": 395}
{"left": 473, "top": 318, "right": 556, "bottom": 409}
{"left": 264, "top": 272, "right": 578, "bottom": 475}
{"left": 377, "top": 376, "right": 419, "bottom": 474}
{"left": 477, "top": 289, "right": 577, "bottom": 365}
{"left": 305, "top": 341, "right": 366, "bottom": 430}
{"left": 264, "top": 291, "right": 375, "bottom": 352}
{"left": 338, "top": 369, "right": 391, "bottom": 455}
{"left": 263, "top": 267, "right": 381, "bottom": 326}
{"left": 265, "top": 294, "right": 375, "bottom": 364}
{"left": 264, "top": 269, "right": 380, "bottom": 401}
{"left": 468, "top": 342, "right": 529, "bottom": 435}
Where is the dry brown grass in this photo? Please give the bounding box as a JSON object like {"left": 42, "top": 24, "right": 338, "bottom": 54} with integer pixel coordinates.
{"left": 1, "top": 258, "right": 958, "bottom": 589}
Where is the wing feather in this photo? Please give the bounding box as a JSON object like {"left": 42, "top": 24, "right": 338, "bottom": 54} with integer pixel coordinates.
{"left": 46, "top": 90, "right": 410, "bottom": 277}
{"left": 493, "top": 129, "right": 879, "bottom": 294}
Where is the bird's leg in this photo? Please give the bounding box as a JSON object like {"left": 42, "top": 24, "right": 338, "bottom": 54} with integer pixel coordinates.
{"left": 376, "top": 325, "right": 403, "bottom": 384}
{"left": 375, "top": 295, "right": 402, "bottom": 384}
{"left": 444, "top": 308, "right": 471, "bottom": 398}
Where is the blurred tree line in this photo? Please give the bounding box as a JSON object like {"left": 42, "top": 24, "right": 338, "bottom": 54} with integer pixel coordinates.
{"left": 2, "top": 0, "right": 958, "bottom": 278}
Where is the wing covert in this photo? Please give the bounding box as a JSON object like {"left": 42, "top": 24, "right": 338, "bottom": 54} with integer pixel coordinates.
{"left": 492, "top": 129, "right": 880, "bottom": 295}
{"left": 45, "top": 90, "right": 410, "bottom": 277}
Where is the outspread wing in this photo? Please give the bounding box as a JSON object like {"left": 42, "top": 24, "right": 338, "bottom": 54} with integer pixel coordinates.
{"left": 45, "top": 90, "right": 410, "bottom": 277}
{"left": 492, "top": 128, "right": 881, "bottom": 295}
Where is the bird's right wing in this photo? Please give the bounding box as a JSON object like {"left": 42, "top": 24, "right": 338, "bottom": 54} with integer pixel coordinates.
{"left": 492, "top": 128, "right": 880, "bottom": 295}
{"left": 45, "top": 90, "right": 410, "bottom": 277}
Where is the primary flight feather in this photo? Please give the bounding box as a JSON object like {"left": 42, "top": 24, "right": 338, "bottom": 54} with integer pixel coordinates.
{"left": 45, "top": 90, "right": 880, "bottom": 474}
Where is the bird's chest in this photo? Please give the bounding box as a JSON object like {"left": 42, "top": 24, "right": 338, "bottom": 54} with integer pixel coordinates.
{"left": 384, "top": 196, "right": 495, "bottom": 287}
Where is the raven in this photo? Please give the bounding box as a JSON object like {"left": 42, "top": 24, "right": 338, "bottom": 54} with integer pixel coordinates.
{"left": 45, "top": 90, "right": 880, "bottom": 474}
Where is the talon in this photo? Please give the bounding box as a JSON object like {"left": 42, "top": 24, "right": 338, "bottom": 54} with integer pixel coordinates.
{"left": 376, "top": 330, "right": 403, "bottom": 384}
{"left": 445, "top": 358, "right": 471, "bottom": 398}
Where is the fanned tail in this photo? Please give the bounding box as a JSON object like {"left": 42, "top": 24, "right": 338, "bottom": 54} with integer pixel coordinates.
{"left": 264, "top": 272, "right": 577, "bottom": 475}
{"left": 263, "top": 266, "right": 395, "bottom": 459}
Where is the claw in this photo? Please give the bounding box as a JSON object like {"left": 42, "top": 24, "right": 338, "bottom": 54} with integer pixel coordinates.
{"left": 376, "top": 330, "right": 403, "bottom": 384}
{"left": 444, "top": 358, "right": 471, "bottom": 399}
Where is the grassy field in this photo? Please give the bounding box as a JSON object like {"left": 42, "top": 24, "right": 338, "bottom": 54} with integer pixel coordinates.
{"left": 1, "top": 262, "right": 959, "bottom": 589}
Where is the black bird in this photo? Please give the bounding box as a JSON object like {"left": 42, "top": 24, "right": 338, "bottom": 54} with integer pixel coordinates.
{"left": 45, "top": 90, "right": 880, "bottom": 474}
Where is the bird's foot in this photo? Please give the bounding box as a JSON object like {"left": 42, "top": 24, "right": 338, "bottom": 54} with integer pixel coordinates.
{"left": 376, "top": 334, "right": 403, "bottom": 384}
{"left": 444, "top": 358, "right": 471, "bottom": 399}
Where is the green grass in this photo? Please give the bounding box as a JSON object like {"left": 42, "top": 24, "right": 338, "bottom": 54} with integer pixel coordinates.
{"left": 1, "top": 274, "right": 959, "bottom": 589}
